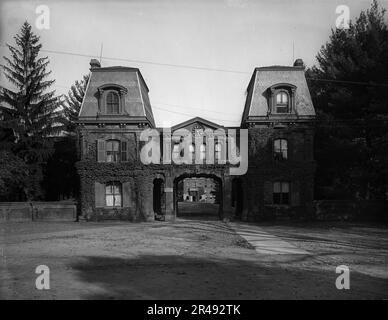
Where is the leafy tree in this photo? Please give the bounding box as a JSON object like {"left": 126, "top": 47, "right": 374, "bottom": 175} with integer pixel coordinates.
{"left": 307, "top": 0, "right": 388, "bottom": 199}
{"left": 0, "top": 21, "right": 62, "bottom": 200}
{"left": 62, "top": 74, "right": 89, "bottom": 133}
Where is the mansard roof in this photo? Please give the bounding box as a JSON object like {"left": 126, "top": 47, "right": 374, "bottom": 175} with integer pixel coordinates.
{"left": 241, "top": 62, "right": 316, "bottom": 126}
{"left": 78, "top": 65, "right": 155, "bottom": 127}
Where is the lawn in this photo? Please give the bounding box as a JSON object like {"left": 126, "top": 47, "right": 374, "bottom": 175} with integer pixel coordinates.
{"left": 0, "top": 219, "right": 387, "bottom": 299}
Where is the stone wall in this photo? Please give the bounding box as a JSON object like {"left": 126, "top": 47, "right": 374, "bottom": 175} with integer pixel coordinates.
{"left": 0, "top": 201, "right": 77, "bottom": 222}
{"left": 0, "top": 202, "right": 32, "bottom": 222}
{"left": 313, "top": 200, "right": 388, "bottom": 221}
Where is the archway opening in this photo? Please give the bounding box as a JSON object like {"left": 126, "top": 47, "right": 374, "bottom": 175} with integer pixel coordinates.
{"left": 232, "top": 178, "right": 244, "bottom": 219}
{"left": 153, "top": 178, "right": 165, "bottom": 219}
{"left": 174, "top": 174, "right": 222, "bottom": 219}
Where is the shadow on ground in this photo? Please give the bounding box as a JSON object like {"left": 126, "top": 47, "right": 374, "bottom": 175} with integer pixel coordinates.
{"left": 70, "top": 255, "right": 388, "bottom": 300}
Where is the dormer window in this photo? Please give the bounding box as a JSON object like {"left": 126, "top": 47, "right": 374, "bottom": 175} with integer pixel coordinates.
{"left": 268, "top": 83, "right": 296, "bottom": 115}
{"left": 275, "top": 91, "right": 289, "bottom": 113}
{"left": 97, "top": 83, "right": 128, "bottom": 115}
{"left": 106, "top": 91, "right": 120, "bottom": 114}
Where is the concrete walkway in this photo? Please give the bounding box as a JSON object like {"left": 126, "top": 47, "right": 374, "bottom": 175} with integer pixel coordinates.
{"left": 229, "top": 222, "right": 310, "bottom": 255}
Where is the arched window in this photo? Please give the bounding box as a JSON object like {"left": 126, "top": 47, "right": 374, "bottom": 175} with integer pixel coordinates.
{"left": 275, "top": 91, "right": 289, "bottom": 113}
{"left": 189, "top": 143, "right": 195, "bottom": 162}
{"left": 274, "top": 139, "right": 288, "bottom": 160}
{"left": 215, "top": 142, "right": 221, "bottom": 160}
{"left": 106, "top": 140, "right": 120, "bottom": 162}
{"left": 172, "top": 143, "right": 180, "bottom": 159}
{"left": 105, "top": 182, "right": 122, "bottom": 207}
{"left": 106, "top": 91, "right": 120, "bottom": 114}
{"left": 200, "top": 143, "right": 206, "bottom": 160}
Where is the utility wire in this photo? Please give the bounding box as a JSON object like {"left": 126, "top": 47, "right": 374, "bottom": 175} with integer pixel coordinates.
{"left": 38, "top": 48, "right": 249, "bottom": 75}
{"left": 152, "top": 101, "right": 242, "bottom": 116}
{"left": 3, "top": 45, "right": 388, "bottom": 87}
{"left": 305, "top": 77, "right": 388, "bottom": 88}
{"left": 152, "top": 105, "right": 239, "bottom": 124}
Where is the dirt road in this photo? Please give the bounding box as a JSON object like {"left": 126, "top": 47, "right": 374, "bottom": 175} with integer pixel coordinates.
{"left": 1, "top": 219, "right": 387, "bottom": 299}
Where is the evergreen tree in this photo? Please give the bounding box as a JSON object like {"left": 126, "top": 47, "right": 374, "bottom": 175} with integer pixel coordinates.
{"left": 63, "top": 74, "right": 89, "bottom": 133}
{"left": 0, "top": 21, "right": 62, "bottom": 199}
{"left": 307, "top": 0, "right": 388, "bottom": 199}
{"left": 0, "top": 150, "right": 29, "bottom": 201}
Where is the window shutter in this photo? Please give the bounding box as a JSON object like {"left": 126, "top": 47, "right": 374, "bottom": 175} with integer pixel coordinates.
{"left": 291, "top": 181, "right": 300, "bottom": 206}
{"left": 121, "top": 141, "right": 127, "bottom": 162}
{"left": 97, "top": 139, "right": 106, "bottom": 162}
{"left": 95, "top": 182, "right": 105, "bottom": 208}
{"left": 263, "top": 181, "right": 273, "bottom": 204}
{"left": 122, "top": 181, "right": 132, "bottom": 208}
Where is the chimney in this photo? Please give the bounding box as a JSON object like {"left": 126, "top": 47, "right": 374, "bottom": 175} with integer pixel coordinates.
{"left": 90, "top": 59, "right": 101, "bottom": 69}
{"left": 293, "top": 58, "right": 304, "bottom": 68}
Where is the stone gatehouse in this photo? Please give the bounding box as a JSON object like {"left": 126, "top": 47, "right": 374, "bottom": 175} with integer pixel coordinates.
{"left": 76, "top": 58, "right": 316, "bottom": 221}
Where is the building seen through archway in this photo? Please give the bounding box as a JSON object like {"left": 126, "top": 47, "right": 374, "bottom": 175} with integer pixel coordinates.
{"left": 175, "top": 176, "right": 221, "bottom": 218}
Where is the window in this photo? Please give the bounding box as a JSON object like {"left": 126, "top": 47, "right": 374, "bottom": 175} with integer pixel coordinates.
{"left": 106, "top": 91, "right": 120, "bottom": 114}
{"left": 273, "top": 182, "right": 289, "bottom": 205}
{"left": 275, "top": 91, "right": 289, "bottom": 113}
{"left": 215, "top": 142, "right": 221, "bottom": 160}
{"left": 172, "top": 143, "right": 180, "bottom": 159}
{"left": 106, "top": 140, "right": 120, "bottom": 163}
{"left": 188, "top": 143, "right": 195, "bottom": 162}
{"left": 105, "top": 182, "right": 122, "bottom": 207}
{"left": 274, "top": 139, "right": 288, "bottom": 160}
{"left": 200, "top": 143, "right": 206, "bottom": 160}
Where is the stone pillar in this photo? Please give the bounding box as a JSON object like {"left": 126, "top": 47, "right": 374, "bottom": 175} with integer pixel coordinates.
{"left": 222, "top": 175, "right": 233, "bottom": 221}
{"left": 164, "top": 175, "right": 175, "bottom": 221}
{"left": 136, "top": 176, "right": 154, "bottom": 222}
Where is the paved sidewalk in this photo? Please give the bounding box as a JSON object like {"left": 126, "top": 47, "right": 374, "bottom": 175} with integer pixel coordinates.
{"left": 229, "top": 222, "right": 310, "bottom": 255}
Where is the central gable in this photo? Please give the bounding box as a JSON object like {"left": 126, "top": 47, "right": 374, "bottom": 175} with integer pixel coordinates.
{"left": 171, "top": 117, "right": 224, "bottom": 135}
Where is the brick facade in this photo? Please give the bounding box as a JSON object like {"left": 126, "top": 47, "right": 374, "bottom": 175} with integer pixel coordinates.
{"left": 76, "top": 59, "right": 316, "bottom": 221}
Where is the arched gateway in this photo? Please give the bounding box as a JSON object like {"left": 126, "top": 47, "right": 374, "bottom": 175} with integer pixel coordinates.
{"left": 174, "top": 173, "right": 222, "bottom": 219}
{"left": 77, "top": 58, "right": 316, "bottom": 221}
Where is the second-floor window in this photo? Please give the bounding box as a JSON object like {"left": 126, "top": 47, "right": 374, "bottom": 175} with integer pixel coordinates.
{"left": 97, "top": 139, "right": 128, "bottom": 162}
{"left": 215, "top": 142, "right": 221, "bottom": 160}
{"left": 106, "top": 140, "right": 120, "bottom": 162}
{"left": 274, "top": 139, "right": 288, "bottom": 160}
{"left": 106, "top": 91, "right": 120, "bottom": 114}
{"left": 200, "top": 143, "right": 206, "bottom": 160}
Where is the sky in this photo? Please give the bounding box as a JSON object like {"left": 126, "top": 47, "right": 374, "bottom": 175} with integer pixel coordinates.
{"left": 0, "top": 0, "right": 384, "bottom": 127}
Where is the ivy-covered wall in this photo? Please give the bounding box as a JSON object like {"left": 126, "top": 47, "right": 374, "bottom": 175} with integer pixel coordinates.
{"left": 76, "top": 122, "right": 315, "bottom": 221}
{"left": 241, "top": 124, "right": 316, "bottom": 221}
